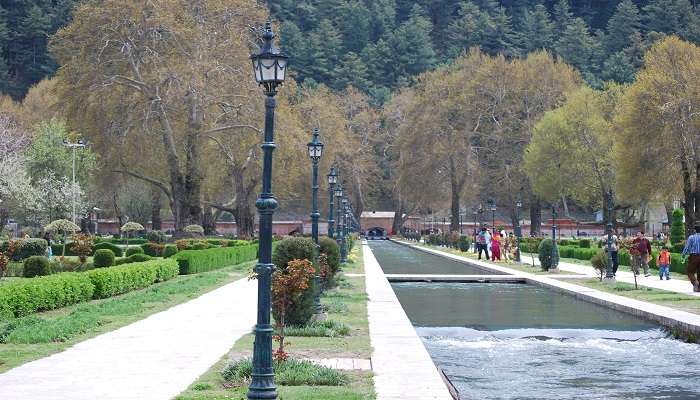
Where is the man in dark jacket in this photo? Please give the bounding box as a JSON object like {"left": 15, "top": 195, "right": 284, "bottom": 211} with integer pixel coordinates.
{"left": 632, "top": 231, "right": 652, "bottom": 277}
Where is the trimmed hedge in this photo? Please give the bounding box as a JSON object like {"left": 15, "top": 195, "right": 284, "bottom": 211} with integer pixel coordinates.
{"left": 115, "top": 253, "right": 153, "bottom": 265}
{"left": 23, "top": 256, "right": 51, "bottom": 277}
{"left": 109, "top": 238, "right": 148, "bottom": 245}
{"left": 51, "top": 243, "right": 79, "bottom": 257}
{"left": 125, "top": 247, "right": 144, "bottom": 257}
{"left": 86, "top": 259, "right": 179, "bottom": 299}
{"left": 175, "top": 244, "right": 258, "bottom": 274}
{"left": 93, "top": 249, "right": 115, "bottom": 268}
{"left": 94, "top": 242, "right": 123, "bottom": 257}
{"left": 0, "top": 272, "right": 95, "bottom": 318}
{"left": 163, "top": 244, "right": 178, "bottom": 258}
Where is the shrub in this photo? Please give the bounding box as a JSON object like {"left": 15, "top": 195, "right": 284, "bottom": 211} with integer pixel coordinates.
{"left": 109, "top": 238, "right": 147, "bottom": 245}
{"left": 0, "top": 272, "right": 94, "bottom": 318}
{"left": 591, "top": 251, "right": 609, "bottom": 280}
{"left": 146, "top": 230, "right": 166, "bottom": 244}
{"left": 162, "top": 244, "right": 178, "bottom": 258}
{"left": 115, "top": 253, "right": 153, "bottom": 265}
{"left": 537, "top": 239, "right": 559, "bottom": 271}
{"left": 192, "top": 242, "right": 210, "bottom": 250}
{"left": 285, "top": 320, "right": 351, "bottom": 337}
{"left": 125, "top": 247, "right": 145, "bottom": 257}
{"left": 141, "top": 242, "right": 165, "bottom": 257}
{"left": 579, "top": 239, "right": 591, "bottom": 248}
{"left": 14, "top": 239, "right": 48, "bottom": 261}
{"left": 206, "top": 239, "right": 222, "bottom": 246}
{"left": 175, "top": 244, "right": 258, "bottom": 274}
{"left": 93, "top": 249, "right": 115, "bottom": 268}
{"left": 51, "top": 243, "right": 78, "bottom": 257}
{"left": 457, "top": 235, "right": 471, "bottom": 252}
{"left": 670, "top": 208, "right": 685, "bottom": 245}
{"left": 87, "top": 259, "right": 178, "bottom": 298}
{"left": 573, "top": 247, "right": 598, "bottom": 261}
{"left": 23, "top": 256, "right": 52, "bottom": 277}
{"left": 672, "top": 242, "right": 685, "bottom": 253}
{"left": 271, "top": 259, "right": 316, "bottom": 356}
{"left": 319, "top": 237, "right": 340, "bottom": 275}
{"left": 271, "top": 237, "right": 316, "bottom": 326}
{"left": 558, "top": 246, "right": 575, "bottom": 259}
{"left": 94, "top": 242, "right": 123, "bottom": 257}
{"left": 70, "top": 233, "right": 94, "bottom": 263}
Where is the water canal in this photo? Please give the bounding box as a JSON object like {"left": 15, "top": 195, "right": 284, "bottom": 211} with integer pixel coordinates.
{"left": 368, "top": 241, "right": 700, "bottom": 400}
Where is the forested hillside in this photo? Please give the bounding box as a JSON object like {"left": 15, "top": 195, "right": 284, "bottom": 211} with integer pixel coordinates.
{"left": 272, "top": 0, "right": 700, "bottom": 102}
{"left": 3, "top": 1, "right": 700, "bottom": 101}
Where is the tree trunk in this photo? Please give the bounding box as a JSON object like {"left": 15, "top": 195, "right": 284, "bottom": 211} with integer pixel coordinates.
{"left": 112, "top": 192, "right": 124, "bottom": 237}
{"left": 530, "top": 196, "right": 541, "bottom": 236}
{"left": 202, "top": 207, "right": 216, "bottom": 235}
{"left": 151, "top": 189, "right": 162, "bottom": 231}
{"left": 449, "top": 157, "right": 461, "bottom": 232}
{"left": 682, "top": 159, "right": 695, "bottom": 238}
{"left": 232, "top": 170, "right": 255, "bottom": 238}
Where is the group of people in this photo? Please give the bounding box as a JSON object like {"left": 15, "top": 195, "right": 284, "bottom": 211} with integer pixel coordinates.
{"left": 474, "top": 226, "right": 518, "bottom": 263}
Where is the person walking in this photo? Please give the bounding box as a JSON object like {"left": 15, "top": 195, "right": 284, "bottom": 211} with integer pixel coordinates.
{"left": 44, "top": 232, "right": 53, "bottom": 260}
{"left": 503, "top": 232, "right": 513, "bottom": 263}
{"left": 477, "top": 227, "right": 491, "bottom": 261}
{"left": 632, "top": 231, "right": 652, "bottom": 277}
{"left": 682, "top": 224, "right": 700, "bottom": 292}
{"left": 491, "top": 231, "right": 502, "bottom": 262}
{"left": 602, "top": 233, "right": 620, "bottom": 277}
{"left": 657, "top": 246, "right": 671, "bottom": 280}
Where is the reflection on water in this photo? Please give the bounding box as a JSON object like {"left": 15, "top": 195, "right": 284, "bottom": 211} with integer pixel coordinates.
{"left": 368, "top": 240, "right": 503, "bottom": 275}
{"left": 390, "top": 282, "right": 700, "bottom": 400}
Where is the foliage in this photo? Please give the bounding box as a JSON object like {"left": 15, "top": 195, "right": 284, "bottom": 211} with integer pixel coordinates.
{"left": 12, "top": 238, "right": 48, "bottom": 261}
{"left": 86, "top": 259, "right": 179, "bottom": 298}
{"left": 670, "top": 209, "right": 685, "bottom": 244}
{"left": 270, "top": 258, "right": 316, "bottom": 356}
{"left": 221, "top": 357, "right": 348, "bottom": 386}
{"left": 271, "top": 237, "right": 316, "bottom": 326}
{"left": 125, "top": 247, "right": 144, "bottom": 257}
{"left": 93, "top": 249, "right": 115, "bottom": 268}
{"left": 94, "top": 242, "right": 123, "bottom": 257}
{"left": 120, "top": 222, "right": 144, "bottom": 233}
{"left": 0, "top": 272, "right": 94, "bottom": 319}
{"left": 537, "top": 238, "right": 559, "bottom": 271}
{"left": 114, "top": 253, "right": 153, "bottom": 265}
{"left": 319, "top": 236, "right": 340, "bottom": 276}
{"left": 162, "top": 245, "right": 178, "bottom": 258}
{"left": 45, "top": 219, "right": 80, "bottom": 234}
{"left": 146, "top": 230, "right": 166, "bottom": 244}
{"left": 591, "top": 251, "right": 608, "bottom": 280}
{"left": 141, "top": 242, "right": 165, "bottom": 257}
{"left": 175, "top": 245, "right": 258, "bottom": 275}
{"left": 22, "top": 256, "right": 52, "bottom": 278}
{"left": 458, "top": 235, "right": 471, "bottom": 252}
{"left": 69, "top": 233, "right": 94, "bottom": 263}
{"left": 284, "top": 320, "right": 351, "bottom": 338}
{"left": 184, "top": 224, "right": 204, "bottom": 235}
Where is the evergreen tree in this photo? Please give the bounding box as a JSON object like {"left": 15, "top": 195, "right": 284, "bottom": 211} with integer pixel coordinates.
{"left": 606, "top": 0, "right": 641, "bottom": 53}
{"left": 556, "top": 17, "right": 597, "bottom": 78}
{"left": 643, "top": 0, "right": 696, "bottom": 38}
{"left": 445, "top": 1, "right": 490, "bottom": 57}
{"left": 336, "top": 1, "right": 371, "bottom": 53}
{"left": 389, "top": 5, "right": 436, "bottom": 83}
{"left": 601, "top": 51, "right": 635, "bottom": 83}
{"left": 482, "top": 6, "right": 520, "bottom": 56}
{"left": 368, "top": 0, "right": 397, "bottom": 41}
{"left": 552, "top": 0, "right": 574, "bottom": 37}
{"left": 519, "top": 4, "right": 554, "bottom": 53}
{"left": 280, "top": 21, "right": 311, "bottom": 82}
{"left": 307, "top": 19, "right": 343, "bottom": 84}
{"left": 333, "top": 52, "right": 370, "bottom": 91}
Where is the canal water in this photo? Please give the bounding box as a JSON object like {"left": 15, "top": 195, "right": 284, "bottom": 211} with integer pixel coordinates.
{"left": 369, "top": 241, "right": 700, "bottom": 400}
{"left": 367, "top": 240, "right": 504, "bottom": 275}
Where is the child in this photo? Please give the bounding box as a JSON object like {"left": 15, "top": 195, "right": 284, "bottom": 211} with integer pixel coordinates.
{"left": 658, "top": 246, "right": 671, "bottom": 280}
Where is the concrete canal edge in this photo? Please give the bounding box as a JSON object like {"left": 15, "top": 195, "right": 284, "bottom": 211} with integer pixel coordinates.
{"left": 363, "top": 243, "right": 455, "bottom": 400}
{"left": 392, "top": 240, "right": 700, "bottom": 341}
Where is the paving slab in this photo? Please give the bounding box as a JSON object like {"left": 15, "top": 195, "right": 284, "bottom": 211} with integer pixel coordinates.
{"left": 363, "top": 243, "right": 453, "bottom": 400}
{"left": 0, "top": 278, "right": 257, "bottom": 400}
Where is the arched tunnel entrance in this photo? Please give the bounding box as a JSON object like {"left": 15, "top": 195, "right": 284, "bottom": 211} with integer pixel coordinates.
{"left": 366, "top": 227, "right": 387, "bottom": 240}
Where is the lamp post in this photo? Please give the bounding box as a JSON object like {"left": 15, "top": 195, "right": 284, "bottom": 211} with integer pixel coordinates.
{"left": 248, "top": 21, "right": 287, "bottom": 400}
{"left": 489, "top": 200, "right": 496, "bottom": 229}
{"left": 551, "top": 204, "right": 559, "bottom": 270}
{"left": 604, "top": 190, "right": 615, "bottom": 281}
{"left": 62, "top": 138, "right": 86, "bottom": 225}
{"left": 307, "top": 128, "right": 324, "bottom": 318}
{"left": 93, "top": 207, "right": 101, "bottom": 235}
{"left": 335, "top": 184, "right": 344, "bottom": 258}
{"left": 515, "top": 200, "right": 522, "bottom": 262}
{"left": 327, "top": 167, "right": 337, "bottom": 237}
{"left": 340, "top": 197, "right": 348, "bottom": 263}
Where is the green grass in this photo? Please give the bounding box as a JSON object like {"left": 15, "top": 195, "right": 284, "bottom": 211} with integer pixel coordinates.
{"left": 222, "top": 358, "right": 349, "bottom": 386}
{"left": 560, "top": 278, "right": 700, "bottom": 315}
{"left": 0, "top": 261, "right": 255, "bottom": 372}
{"left": 176, "top": 245, "right": 375, "bottom": 400}
{"left": 284, "top": 320, "right": 351, "bottom": 338}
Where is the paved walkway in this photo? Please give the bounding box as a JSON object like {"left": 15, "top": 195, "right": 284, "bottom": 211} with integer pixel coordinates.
{"left": 521, "top": 253, "right": 700, "bottom": 297}
{"left": 363, "top": 242, "right": 453, "bottom": 400}
{"left": 0, "top": 278, "right": 257, "bottom": 400}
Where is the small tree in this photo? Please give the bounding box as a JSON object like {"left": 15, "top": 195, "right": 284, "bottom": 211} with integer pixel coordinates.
{"left": 670, "top": 208, "right": 685, "bottom": 245}
{"left": 121, "top": 222, "right": 145, "bottom": 250}
{"left": 184, "top": 224, "right": 204, "bottom": 238}
{"left": 271, "top": 259, "right": 315, "bottom": 360}
{"left": 45, "top": 219, "right": 80, "bottom": 258}
{"left": 591, "top": 251, "right": 607, "bottom": 281}
{"left": 537, "top": 238, "right": 559, "bottom": 271}
{"left": 0, "top": 240, "right": 19, "bottom": 280}
{"left": 70, "top": 233, "right": 94, "bottom": 266}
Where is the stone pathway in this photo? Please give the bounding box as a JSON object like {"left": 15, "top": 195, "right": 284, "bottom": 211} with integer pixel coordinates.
{"left": 0, "top": 278, "right": 257, "bottom": 400}
{"left": 364, "top": 242, "right": 453, "bottom": 400}
{"left": 305, "top": 357, "right": 372, "bottom": 370}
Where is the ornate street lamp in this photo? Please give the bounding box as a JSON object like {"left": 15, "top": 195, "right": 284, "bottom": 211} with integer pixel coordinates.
{"left": 515, "top": 200, "right": 522, "bottom": 262}
{"left": 605, "top": 190, "right": 615, "bottom": 280}
{"left": 307, "top": 128, "right": 324, "bottom": 318}
{"left": 248, "top": 21, "right": 287, "bottom": 400}
{"left": 327, "top": 167, "right": 337, "bottom": 237}
{"left": 334, "top": 184, "right": 344, "bottom": 257}
{"left": 62, "top": 138, "right": 87, "bottom": 225}
{"left": 489, "top": 200, "right": 496, "bottom": 229}
{"left": 551, "top": 204, "right": 559, "bottom": 271}
{"left": 340, "top": 197, "right": 348, "bottom": 263}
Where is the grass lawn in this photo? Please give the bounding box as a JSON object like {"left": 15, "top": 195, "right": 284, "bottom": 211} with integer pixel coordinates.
{"left": 0, "top": 261, "right": 255, "bottom": 373}
{"left": 560, "top": 278, "right": 700, "bottom": 315}
{"left": 176, "top": 244, "right": 375, "bottom": 400}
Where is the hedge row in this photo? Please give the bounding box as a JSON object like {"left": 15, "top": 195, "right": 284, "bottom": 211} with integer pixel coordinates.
{"left": 539, "top": 244, "right": 688, "bottom": 274}
{"left": 175, "top": 244, "right": 258, "bottom": 275}
{"left": 0, "top": 259, "right": 179, "bottom": 319}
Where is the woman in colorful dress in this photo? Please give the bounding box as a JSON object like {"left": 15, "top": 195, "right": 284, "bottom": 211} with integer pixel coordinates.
{"left": 491, "top": 231, "right": 502, "bottom": 261}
